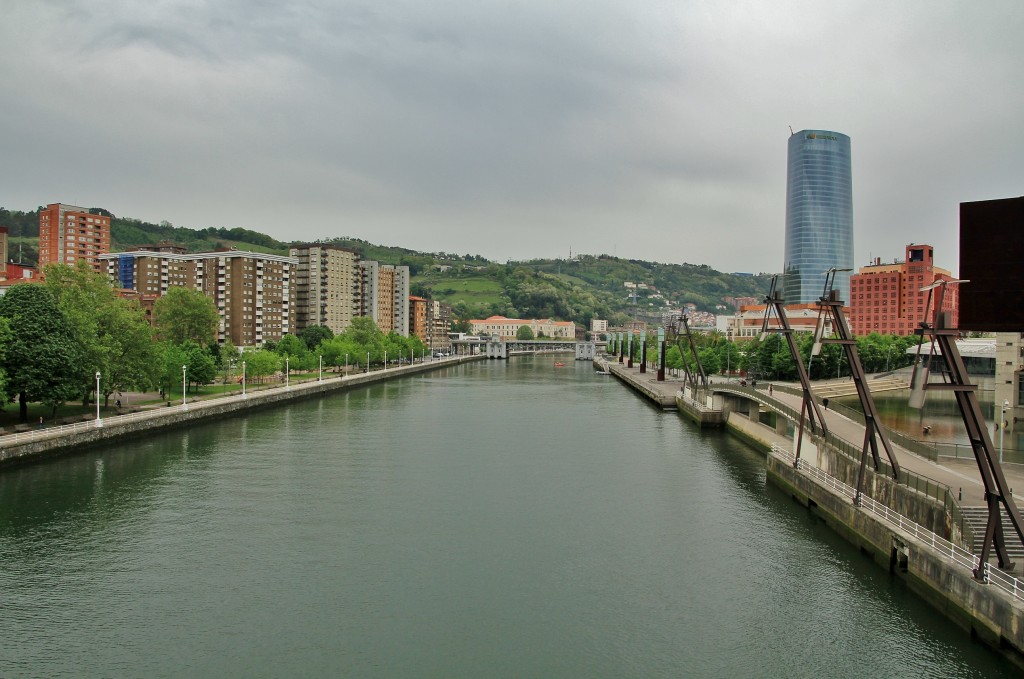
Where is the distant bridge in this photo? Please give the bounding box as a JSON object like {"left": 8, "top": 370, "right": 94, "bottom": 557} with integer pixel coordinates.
{"left": 450, "top": 338, "right": 596, "bottom": 360}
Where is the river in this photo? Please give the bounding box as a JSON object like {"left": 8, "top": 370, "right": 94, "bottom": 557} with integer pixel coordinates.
{"left": 0, "top": 358, "right": 1016, "bottom": 677}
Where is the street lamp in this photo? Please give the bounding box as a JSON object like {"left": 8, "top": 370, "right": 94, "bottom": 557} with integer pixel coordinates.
{"left": 1001, "top": 400, "right": 1010, "bottom": 463}
{"left": 318, "top": 355, "right": 322, "bottom": 382}
{"left": 242, "top": 360, "right": 247, "bottom": 398}
{"left": 384, "top": 350, "right": 388, "bottom": 370}
{"left": 182, "top": 365, "right": 188, "bottom": 410}
{"left": 886, "top": 345, "right": 893, "bottom": 372}
{"left": 95, "top": 371, "right": 102, "bottom": 427}
{"left": 345, "top": 353, "right": 349, "bottom": 376}
{"left": 285, "top": 356, "right": 290, "bottom": 389}
{"left": 366, "top": 352, "right": 370, "bottom": 373}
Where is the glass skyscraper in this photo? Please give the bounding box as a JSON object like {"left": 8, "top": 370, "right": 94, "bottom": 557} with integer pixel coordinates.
{"left": 783, "top": 130, "right": 853, "bottom": 304}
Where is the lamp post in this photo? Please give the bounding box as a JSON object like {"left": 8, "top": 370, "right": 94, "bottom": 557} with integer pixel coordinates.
{"left": 886, "top": 345, "right": 893, "bottom": 372}
{"left": 1001, "top": 400, "right": 1010, "bottom": 463}
{"left": 318, "top": 355, "right": 322, "bottom": 382}
{"left": 285, "top": 356, "right": 290, "bottom": 389}
{"left": 182, "top": 365, "right": 188, "bottom": 410}
{"left": 384, "top": 350, "right": 388, "bottom": 370}
{"left": 242, "top": 360, "right": 247, "bottom": 398}
{"left": 366, "top": 352, "right": 370, "bottom": 373}
{"left": 345, "top": 353, "right": 349, "bottom": 376}
{"left": 95, "top": 371, "right": 102, "bottom": 427}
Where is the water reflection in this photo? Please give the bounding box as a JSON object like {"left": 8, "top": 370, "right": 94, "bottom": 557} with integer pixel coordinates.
{"left": 0, "top": 359, "right": 1016, "bottom": 678}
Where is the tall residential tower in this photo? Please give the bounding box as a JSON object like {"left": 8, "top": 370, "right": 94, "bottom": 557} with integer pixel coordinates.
{"left": 783, "top": 130, "right": 853, "bottom": 304}
{"left": 38, "top": 203, "right": 111, "bottom": 273}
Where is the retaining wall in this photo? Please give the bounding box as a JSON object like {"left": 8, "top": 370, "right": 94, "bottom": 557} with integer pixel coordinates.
{"left": 0, "top": 356, "right": 484, "bottom": 468}
{"left": 767, "top": 455, "right": 1024, "bottom": 668}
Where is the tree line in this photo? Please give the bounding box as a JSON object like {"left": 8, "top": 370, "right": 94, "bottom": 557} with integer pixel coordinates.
{"left": 0, "top": 263, "right": 428, "bottom": 423}
{"left": 617, "top": 328, "right": 922, "bottom": 380}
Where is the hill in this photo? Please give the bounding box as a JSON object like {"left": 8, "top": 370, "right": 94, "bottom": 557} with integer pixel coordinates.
{"left": 1, "top": 206, "right": 774, "bottom": 328}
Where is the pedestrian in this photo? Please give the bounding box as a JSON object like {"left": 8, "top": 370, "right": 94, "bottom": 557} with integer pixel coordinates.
{"left": 769, "top": 384, "right": 773, "bottom": 396}
{"left": 38, "top": 416, "right": 44, "bottom": 429}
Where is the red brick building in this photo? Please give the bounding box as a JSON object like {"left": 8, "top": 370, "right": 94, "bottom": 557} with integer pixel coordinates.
{"left": 38, "top": 203, "right": 111, "bottom": 273}
{"left": 849, "top": 244, "right": 958, "bottom": 336}
{"left": 408, "top": 295, "right": 429, "bottom": 342}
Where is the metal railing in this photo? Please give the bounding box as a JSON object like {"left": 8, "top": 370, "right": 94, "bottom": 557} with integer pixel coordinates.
{"left": 713, "top": 381, "right": 972, "bottom": 548}
{"left": 679, "top": 389, "right": 716, "bottom": 413}
{"left": 771, "top": 444, "right": 1024, "bottom": 601}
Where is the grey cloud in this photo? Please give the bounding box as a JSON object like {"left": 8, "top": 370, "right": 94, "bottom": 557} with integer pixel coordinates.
{"left": 1, "top": 0, "right": 1022, "bottom": 274}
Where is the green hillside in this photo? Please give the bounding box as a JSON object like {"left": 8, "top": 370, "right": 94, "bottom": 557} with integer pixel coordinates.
{"left": 1, "top": 205, "right": 775, "bottom": 328}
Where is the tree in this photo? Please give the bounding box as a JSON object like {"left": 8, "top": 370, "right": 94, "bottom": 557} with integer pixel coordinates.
{"left": 244, "top": 349, "right": 280, "bottom": 383}
{"left": 298, "top": 325, "right": 333, "bottom": 352}
{"left": 0, "top": 317, "right": 9, "bottom": 401}
{"left": 184, "top": 343, "right": 217, "bottom": 392}
{"left": 45, "top": 262, "right": 159, "bottom": 405}
{"left": 97, "top": 298, "right": 162, "bottom": 404}
{"left": 153, "top": 287, "right": 219, "bottom": 346}
{"left": 275, "top": 333, "right": 315, "bottom": 371}
{"left": 0, "top": 284, "right": 83, "bottom": 421}
{"left": 156, "top": 342, "right": 188, "bottom": 401}
{"left": 516, "top": 325, "right": 535, "bottom": 340}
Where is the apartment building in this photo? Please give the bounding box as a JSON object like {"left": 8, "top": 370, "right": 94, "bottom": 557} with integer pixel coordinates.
{"left": 38, "top": 203, "right": 111, "bottom": 273}
{"left": 99, "top": 249, "right": 297, "bottom": 347}
{"left": 359, "top": 261, "right": 410, "bottom": 336}
{"left": 289, "top": 244, "right": 361, "bottom": 334}
{"left": 428, "top": 300, "right": 453, "bottom": 353}
{"left": 103, "top": 250, "right": 200, "bottom": 295}
{"left": 409, "top": 296, "right": 429, "bottom": 342}
{"left": 200, "top": 252, "right": 295, "bottom": 347}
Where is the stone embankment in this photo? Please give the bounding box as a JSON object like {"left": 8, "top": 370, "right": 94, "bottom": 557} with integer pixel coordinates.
{"left": 0, "top": 355, "right": 484, "bottom": 468}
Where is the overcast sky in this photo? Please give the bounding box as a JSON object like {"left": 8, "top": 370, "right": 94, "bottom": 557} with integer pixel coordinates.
{"left": 2, "top": 1, "right": 1021, "bottom": 275}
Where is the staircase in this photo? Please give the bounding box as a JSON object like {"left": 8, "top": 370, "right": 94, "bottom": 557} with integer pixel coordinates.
{"left": 812, "top": 375, "right": 908, "bottom": 399}
{"left": 961, "top": 505, "right": 1024, "bottom": 564}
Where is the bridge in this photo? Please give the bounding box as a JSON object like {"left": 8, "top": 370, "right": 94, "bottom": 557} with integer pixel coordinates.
{"left": 451, "top": 338, "right": 597, "bottom": 360}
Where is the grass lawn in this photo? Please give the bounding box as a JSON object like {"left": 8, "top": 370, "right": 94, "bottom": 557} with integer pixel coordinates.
{"left": 414, "top": 276, "right": 505, "bottom": 306}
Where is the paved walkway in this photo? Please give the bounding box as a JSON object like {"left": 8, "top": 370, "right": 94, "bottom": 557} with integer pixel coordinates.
{"left": 599, "top": 356, "right": 1024, "bottom": 509}
{"left": 764, "top": 388, "right": 1024, "bottom": 508}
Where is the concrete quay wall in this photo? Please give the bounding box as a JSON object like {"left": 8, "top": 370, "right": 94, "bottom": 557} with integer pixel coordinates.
{"left": 766, "top": 454, "right": 1024, "bottom": 667}
{"left": 595, "top": 357, "right": 677, "bottom": 410}
{"left": 0, "top": 355, "right": 484, "bottom": 468}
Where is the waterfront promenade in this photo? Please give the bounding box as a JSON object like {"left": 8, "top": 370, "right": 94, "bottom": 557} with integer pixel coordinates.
{"left": 0, "top": 354, "right": 483, "bottom": 467}
{"left": 598, "top": 355, "right": 1024, "bottom": 508}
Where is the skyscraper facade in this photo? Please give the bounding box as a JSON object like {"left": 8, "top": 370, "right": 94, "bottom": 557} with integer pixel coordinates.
{"left": 783, "top": 130, "right": 853, "bottom": 304}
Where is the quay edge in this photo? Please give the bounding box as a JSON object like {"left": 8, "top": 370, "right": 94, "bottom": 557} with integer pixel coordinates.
{"left": 0, "top": 355, "right": 485, "bottom": 468}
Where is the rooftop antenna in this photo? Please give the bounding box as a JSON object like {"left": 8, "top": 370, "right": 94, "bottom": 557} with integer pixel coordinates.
{"left": 788, "top": 125, "right": 794, "bottom": 136}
